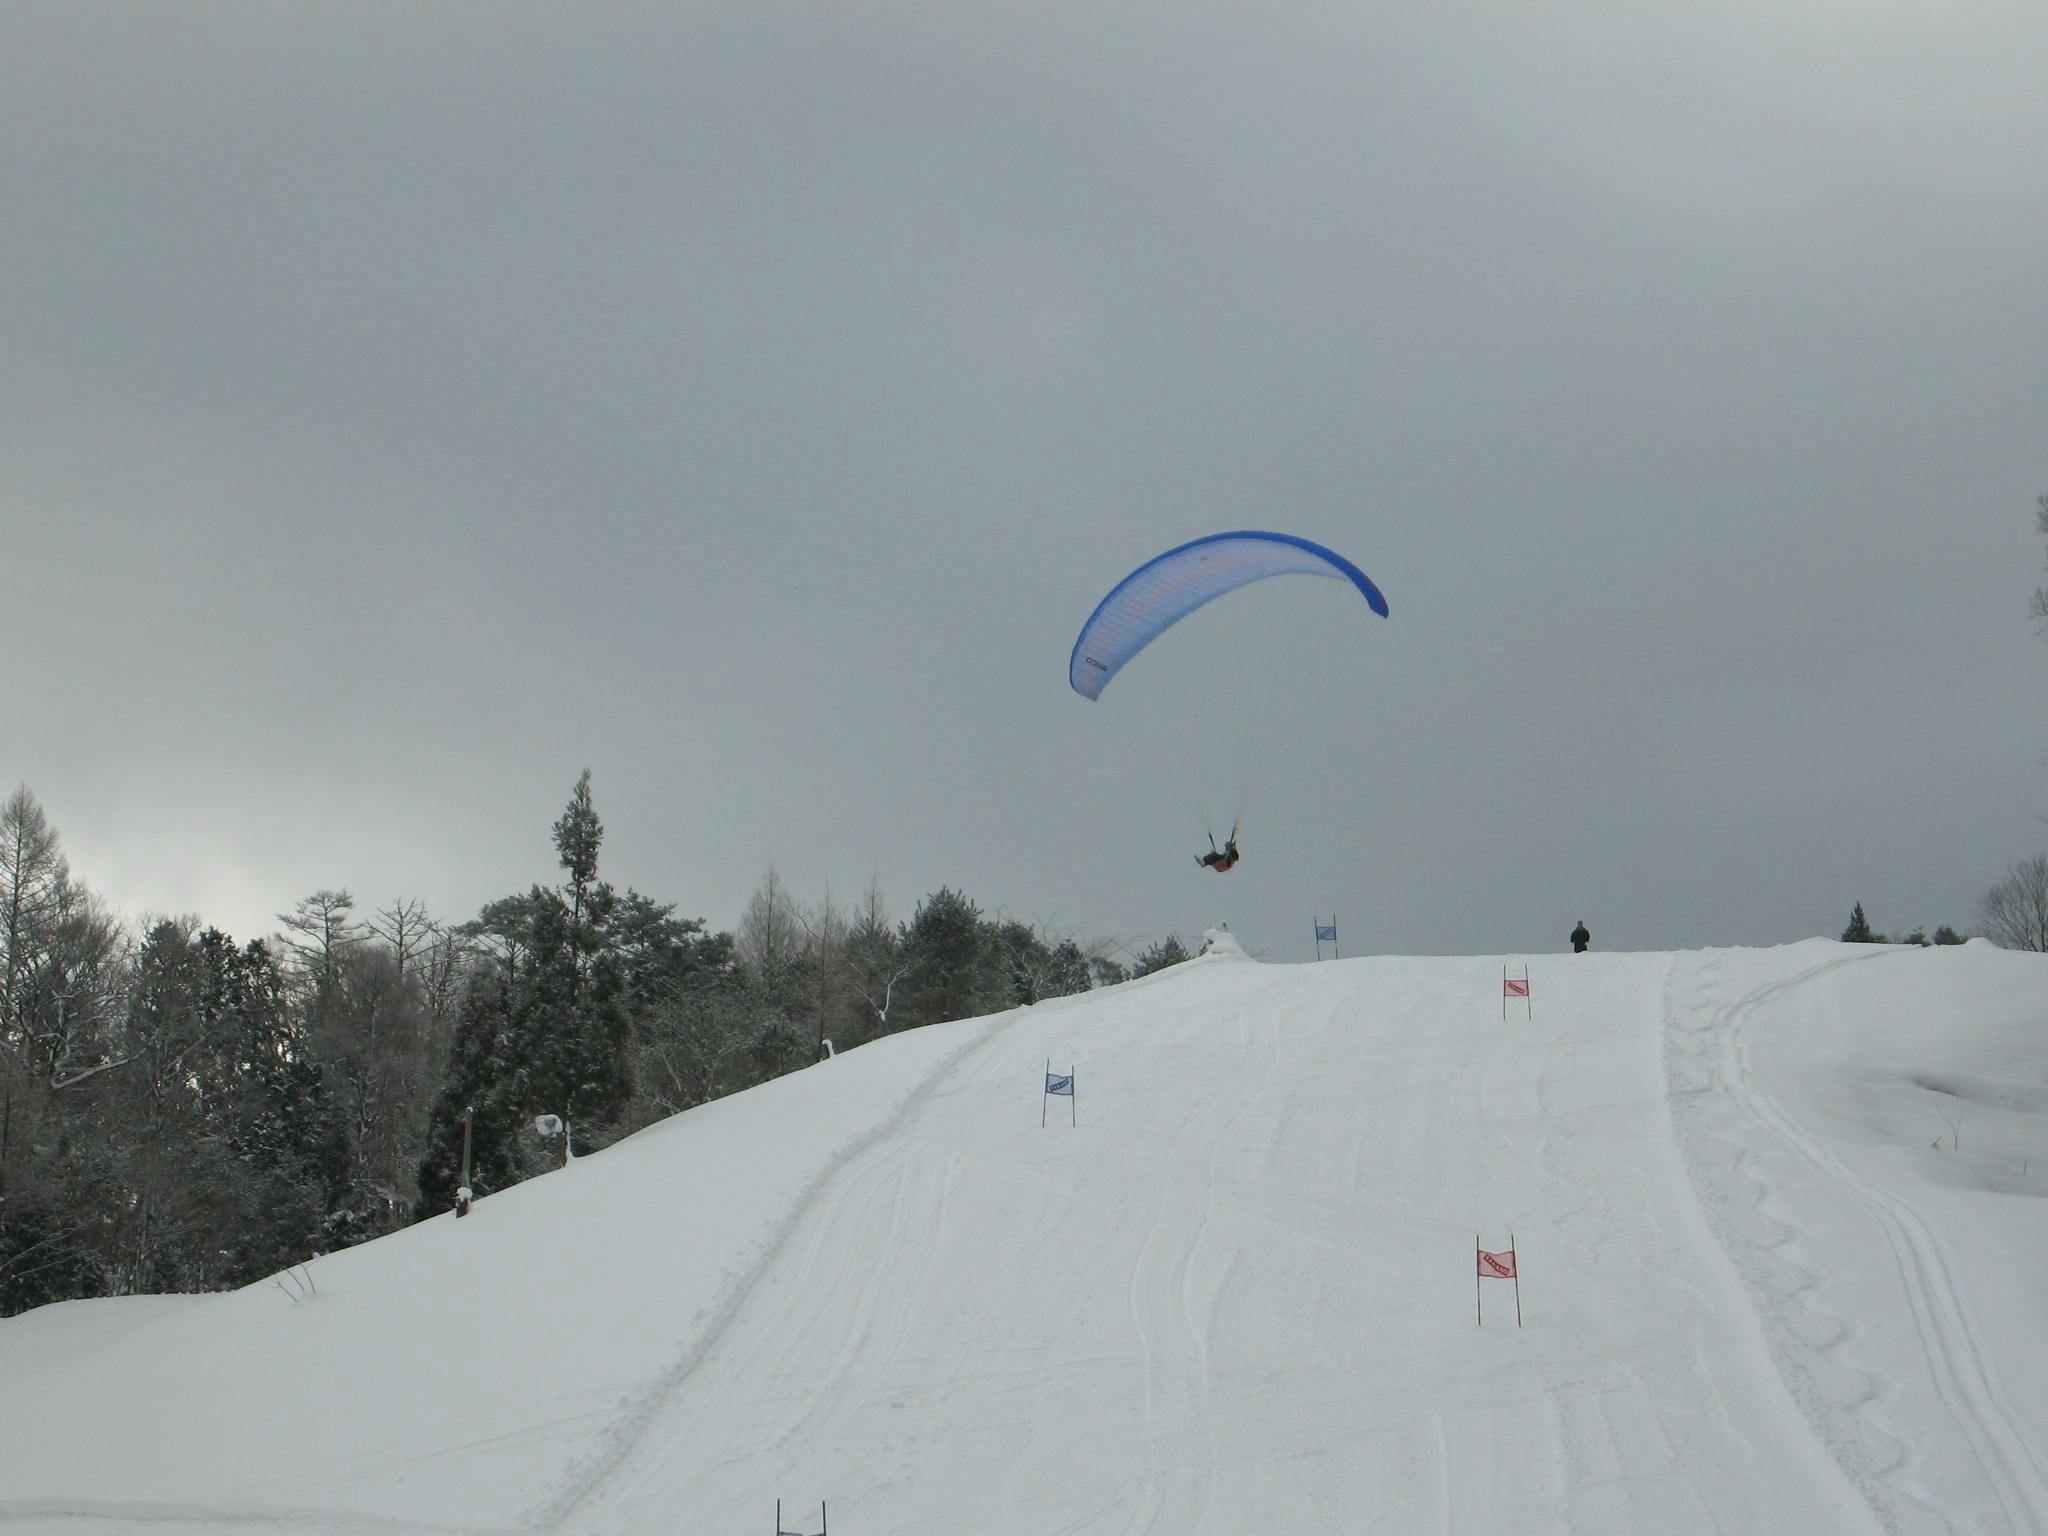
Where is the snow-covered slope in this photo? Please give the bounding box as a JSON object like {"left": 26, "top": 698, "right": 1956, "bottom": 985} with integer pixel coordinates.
{"left": 3, "top": 941, "right": 2045, "bottom": 1534}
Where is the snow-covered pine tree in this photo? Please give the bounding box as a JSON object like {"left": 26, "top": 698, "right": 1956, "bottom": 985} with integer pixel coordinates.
{"left": 191, "top": 931, "right": 345, "bottom": 1281}
{"left": 1132, "top": 933, "right": 1192, "bottom": 975}
{"left": 416, "top": 774, "right": 636, "bottom": 1217}
{"left": 896, "top": 887, "right": 986, "bottom": 1028}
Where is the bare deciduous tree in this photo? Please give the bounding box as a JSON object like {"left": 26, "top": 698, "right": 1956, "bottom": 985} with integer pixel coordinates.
{"left": 846, "top": 876, "right": 914, "bottom": 1039}
{"left": 23, "top": 880, "right": 127, "bottom": 1090}
{"left": 2032, "top": 492, "right": 2048, "bottom": 633}
{"left": 1, "top": 785, "right": 66, "bottom": 1037}
{"left": 736, "top": 864, "right": 801, "bottom": 980}
{"left": 369, "top": 899, "right": 433, "bottom": 983}
{"left": 1, "top": 788, "right": 126, "bottom": 1194}
{"left": 1979, "top": 854, "right": 2048, "bottom": 951}
{"left": 320, "top": 940, "right": 444, "bottom": 1227}
{"left": 416, "top": 922, "right": 473, "bottom": 1032}
{"left": 788, "top": 886, "right": 859, "bottom": 1056}
{"left": 277, "top": 889, "right": 366, "bottom": 1013}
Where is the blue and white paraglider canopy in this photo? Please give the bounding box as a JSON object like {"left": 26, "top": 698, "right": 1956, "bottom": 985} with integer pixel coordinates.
{"left": 1067, "top": 530, "right": 1389, "bottom": 851}
{"left": 1069, "top": 531, "right": 1387, "bottom": 701}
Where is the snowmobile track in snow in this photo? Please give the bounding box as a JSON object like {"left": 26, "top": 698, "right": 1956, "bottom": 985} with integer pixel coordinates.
{"left": 1667, "top": 948, "right": 2048, "bottom": 1535}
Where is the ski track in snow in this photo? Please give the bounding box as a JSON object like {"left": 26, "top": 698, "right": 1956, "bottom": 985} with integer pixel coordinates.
{"left": 542, "top": 953, "right": 1858, "bottom": 1534}
{"left": 1664, "top": 948, "right": 2048, "bottom": 1535}
{"left": 7, "top": 945, "right": 2045, "bottom": 1535}
{"left": 536, "top": 955, "right": 1231, "bottom": 1532}
{"left": 532, "top": 1000, "right": 1032, "bottom": 1530}
{"left": 0, "top": 1504, "right": 511, "bottom": 1536}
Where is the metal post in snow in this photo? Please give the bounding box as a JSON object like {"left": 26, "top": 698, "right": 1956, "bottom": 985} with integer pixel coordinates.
{"left": 1042, "top": 1058, "right": 1049, "bottom": 1128}
{"left": 1312, "top": 915, "right": 1341, "bottom": 961}
{"left": 1503, "top": 965, "right": 1532, "bottom": 1022}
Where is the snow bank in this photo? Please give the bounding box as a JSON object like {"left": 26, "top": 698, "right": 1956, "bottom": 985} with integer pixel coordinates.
{"left": 1195, "top": 925, "right": 1247, "bottom": 959}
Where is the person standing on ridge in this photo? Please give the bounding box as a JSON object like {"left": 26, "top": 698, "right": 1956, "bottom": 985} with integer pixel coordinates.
{"left": 1570, "top": 920, "right": 1590, "bottom": 954}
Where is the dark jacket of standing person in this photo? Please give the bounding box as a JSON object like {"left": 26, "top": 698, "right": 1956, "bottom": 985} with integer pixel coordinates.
{"left": 1570, "top": 921, "right": 1590, "bottom": 954}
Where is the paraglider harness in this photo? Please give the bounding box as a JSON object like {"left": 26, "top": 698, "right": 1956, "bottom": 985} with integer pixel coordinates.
{"left": 1197, "top": 825, "right": 1241, "bottom": 873}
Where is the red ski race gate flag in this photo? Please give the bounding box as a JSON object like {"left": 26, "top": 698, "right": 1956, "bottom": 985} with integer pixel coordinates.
{"left": 1502, "top": 965, "right": 1532, "bottom": 1021}
{"left": 1476, "top": 1236, "right": 1522, "bottom": 1326}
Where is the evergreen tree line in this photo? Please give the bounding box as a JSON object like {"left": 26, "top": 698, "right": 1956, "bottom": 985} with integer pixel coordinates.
{"left": 1837, "top": 902, "right": 1967, "bottom": 947}
{"left": 0, "top": 775, "right": 1187, "bottom": 1317}
{"left": 1840, "top": 850, "right": 2048, "bottom": 955}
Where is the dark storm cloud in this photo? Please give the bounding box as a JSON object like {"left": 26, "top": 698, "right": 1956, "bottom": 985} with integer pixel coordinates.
{"left": 4, "top": 2, "right": 2044, "bottom": 957}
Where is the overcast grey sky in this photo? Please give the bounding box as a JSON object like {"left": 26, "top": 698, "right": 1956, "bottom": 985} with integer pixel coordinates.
{"left": 4, "top": 2, "right": 2044, "bottom": 962}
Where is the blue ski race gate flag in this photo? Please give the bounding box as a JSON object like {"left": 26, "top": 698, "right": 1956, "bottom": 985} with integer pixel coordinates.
{"left": 1042, "top": 1060, "right": 1076, "bottom": 1127}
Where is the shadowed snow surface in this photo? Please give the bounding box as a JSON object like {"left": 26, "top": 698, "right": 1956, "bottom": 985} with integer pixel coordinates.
{"left": 3, "top": 942, "right": 2045, "bottom": 1534}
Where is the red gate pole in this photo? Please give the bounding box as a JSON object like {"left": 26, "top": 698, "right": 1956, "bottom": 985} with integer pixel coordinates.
{"left": 1475, "top": 1235, "right": 1483, "bottom": 1326}
{"left": 1512, "top": 1234, "right": 1523, "bottom": 1327}
{"left": 1501, "top": 966, "right": 1507, "bottom": 1023}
